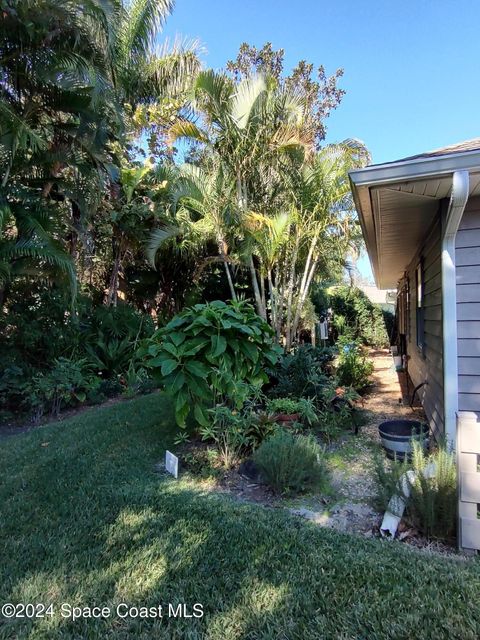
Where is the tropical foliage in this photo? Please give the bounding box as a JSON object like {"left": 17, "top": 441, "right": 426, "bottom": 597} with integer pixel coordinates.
{"left": 139, "top": 300, "right": 281, "bottom": 426}
{"left": 0, "top": 0, "right": 374, "bottom": 436}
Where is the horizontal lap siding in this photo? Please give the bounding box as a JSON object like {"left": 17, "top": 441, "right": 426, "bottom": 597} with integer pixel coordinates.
{"left": 457, "top": 196, "right": 480, "bottom": 413}
{"left": 406, "top": 220, "right": 444, "bottom": 437}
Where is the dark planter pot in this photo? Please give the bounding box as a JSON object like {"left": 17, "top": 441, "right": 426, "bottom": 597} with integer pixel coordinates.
{"left": 274, "top": 413, "right": 300, "bottom": 425}
{"left": 378, "top": 419, "right": 429, "bottom": 460}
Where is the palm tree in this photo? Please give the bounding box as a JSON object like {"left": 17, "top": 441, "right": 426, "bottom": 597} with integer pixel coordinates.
{"left": 0, "top": 196, "right": 76, "bottom": 306}
{"left": 0, "top": 0, "right": 200, "bottom": 305}
{"left": 271, "top": 139, "right": 370, "bottom": 347}
{"left": 0, "top": 0, "right": 118, "bottom": 189}
{"left": 169, "top": 162, "right": 239, "bottom": 299}
{"left": 169, "top": 70, "right": 310, "bottom": 318}
{"left": 0, "top": 0, "right": 120, "bottom": 305}
{"left": 114, "top": 0, "right": 200, "bottom": 107}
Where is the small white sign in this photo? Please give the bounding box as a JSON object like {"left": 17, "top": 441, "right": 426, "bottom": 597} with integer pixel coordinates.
{"left": 165, "top": 450, "right": 179, "bottom": 478}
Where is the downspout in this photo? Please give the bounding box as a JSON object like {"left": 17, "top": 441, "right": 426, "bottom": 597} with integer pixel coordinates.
{"left": 442, "top": 170, "right": 469, "bottom": 449}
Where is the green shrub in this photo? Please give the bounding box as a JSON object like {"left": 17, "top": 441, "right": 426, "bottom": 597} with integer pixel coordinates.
{"left": 408, "top": 442, "right": 457, "bottom": 540}
{"left": 374, "top": 443, "right": 457, "bottom": 541}
{"left": 253, "top": 431, "right": 328, "bottom": 495}
{"left": 139, "top": 300, "right": 282, "bottom": 426}
{"left": 0, "top": 365, "right": 28, "bottom": 419}
{"left": 327, "top": 285, "right": 389, "bottom": 348}
{"left": 243, "top": 410, "right": 279, "bottom": 450}
{"left": 24, "top": 358, "right": 96, "bottom": 421}
{"left": 373, "top": 453, "right": 409, "bottom": 513}
{"left": 268, "top": 345, "right": 334, "bottom": 399}
{"left": 200, "top": 406, "right": 250, "bottom": 469}
{"left": 336, "top": 339, "right": 373, "bottom": 391}
{"left": 0, "top": 287, "right": 154, "bottom": 419}
{"left": 267, "top": 397, "right": 318, "bottom": 426}
{"left": 182, "top": 448, "right": 221, "bottom": 478}
{"left": 84, "top": 303, "right": 154, "bottom": 378}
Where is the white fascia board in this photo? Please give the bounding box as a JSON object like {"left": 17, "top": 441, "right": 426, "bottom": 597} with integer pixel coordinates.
{"left": 349, "top": 149, "right": 480, "bottom": 188}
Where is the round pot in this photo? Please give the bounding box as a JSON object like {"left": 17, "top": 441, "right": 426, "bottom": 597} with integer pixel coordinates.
{"left": 378, "top": 419, "right": 429, "bottom": 460}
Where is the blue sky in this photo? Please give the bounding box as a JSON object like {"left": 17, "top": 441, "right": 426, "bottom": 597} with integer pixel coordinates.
{"left": 162, "top": 0, "right": 480, "bottom": 281}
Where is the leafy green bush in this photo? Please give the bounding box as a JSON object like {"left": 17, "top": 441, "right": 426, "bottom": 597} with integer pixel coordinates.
{"left": 24, "top": 358, "right": 96, "bottom": 421}
{"left": 267, "top": 397, "right": 318, "bottom": 426}
{"left": 373, "top": 453, "right": 409, "bottom": 513}
{"left": 253, "top": 431, "right": 328, "bottom": 495}
{"left": 200, "top": 406, "right": 249, "bottom": 469}
{"left": 182, "top": 448, "right": 222, "bottom": 478}
{"left": 0, "top": 365, "right": 28, "bottom": 421}
{"left": 336, "top": 339, "right": 373, "bottom": 391}
{"left": 268, "top": 345, "right": 334, "bottom": 399}
{"left": 327, "top": 285, "right": 389, "bottom": 348}
{"left": 0, "top": 287, "right": 155, "bottom": 420}
{"left": 83, "top": 303, "right": 154, "bottom": 378}
{"left": 408, "top": 442, "right": 457, "bottom": 540}
{"left": 139, "top": 300, "right": 282, "bottom": 426}
{"left": 244, "top": 411, "right": 279, "bottom": 449}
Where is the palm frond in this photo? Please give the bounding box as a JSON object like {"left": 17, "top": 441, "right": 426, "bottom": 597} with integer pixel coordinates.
{"left": 231, "top": 74, "right": 266, "bottom": 129}
{"left": 119, "top": 0, "right": 173, "bottom": 63}
{"left": 146, "top": 224, "right": 180, "bottom": 267}
{"left": 144, "top": 36, "right": 202, "bottom": 98}
{"left": 168, "top": 120, "right": 209, "bottom": 146}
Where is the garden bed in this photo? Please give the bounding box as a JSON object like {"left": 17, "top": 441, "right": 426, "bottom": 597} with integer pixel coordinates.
{"left": 180, "top": 349, "right": 461, "bottom": 556}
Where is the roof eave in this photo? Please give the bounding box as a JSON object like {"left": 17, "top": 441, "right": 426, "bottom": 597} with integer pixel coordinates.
{"left": 350, "top": 148, "right": 480, "bottom": 188}
{"left": 349, "top": 149, "right": 480, "bottom": 289}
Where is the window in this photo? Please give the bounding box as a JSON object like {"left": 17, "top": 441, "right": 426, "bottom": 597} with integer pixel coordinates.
{"left": 416, "top": 261, "right": 424, "bottom": 350}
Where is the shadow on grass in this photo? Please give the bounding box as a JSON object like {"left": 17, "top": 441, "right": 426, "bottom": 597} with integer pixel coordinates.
{"left": 1, "top": 393, "right": 480, "bottom": 639}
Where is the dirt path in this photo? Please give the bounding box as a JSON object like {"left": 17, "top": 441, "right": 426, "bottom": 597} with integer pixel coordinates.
{"left": 290, "top": 348, "right": 426, "bottom": 535}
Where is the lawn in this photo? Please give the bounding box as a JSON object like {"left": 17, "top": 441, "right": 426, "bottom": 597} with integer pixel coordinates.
{"left": 1, "top": 393, "right": 480, "bottom": 639}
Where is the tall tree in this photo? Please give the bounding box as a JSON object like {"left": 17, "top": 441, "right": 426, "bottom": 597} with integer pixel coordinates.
{"left": 169, "top": 70, "right": 310, "bottom": 318}
{"left": 226, "top": 42, "right": 345, "bottom": 148}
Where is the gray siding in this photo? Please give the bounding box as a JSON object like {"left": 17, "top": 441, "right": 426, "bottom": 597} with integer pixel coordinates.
{"left": 456, "top": 197, "right": 480, "bottom": 550}
{"left": 456, "top": 195, "right": 480, "bottom": 413}
{"left": 406, "top": 221, "right": 444, "bottom": 437}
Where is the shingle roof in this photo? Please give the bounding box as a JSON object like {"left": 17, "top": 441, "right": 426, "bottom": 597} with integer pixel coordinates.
{"left": 394, "top": 137, "right": 480, "bottom": 163}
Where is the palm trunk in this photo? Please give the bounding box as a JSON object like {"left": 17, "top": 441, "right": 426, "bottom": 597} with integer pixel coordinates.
{"left": 267, "top": 269, "right": 276, "bottom": 331}
{"left": 249, "top": 256, "right": 266, "bottom": 319}
{"left": 217, "top": 236, "right": 237, "bottom": 301}
{"left": 288, "top": 226, "right": 321, "bottom": 347}
{"left": 106, "top": 233, "right": 123, "bottom": 307}
{"left": 290, "top": 255, "right": 320, "bottom": 346}
{"left": 223, "top": 258, "right": 237, "bottom": 301}
{"left": 284, "top": 233, "right": 300, "bottom": 350}
{"left": 236, "top": 175, "right": 265, "bottom": 318}
{"left": 260, "top": 270, "right": 267, "bottom": 319}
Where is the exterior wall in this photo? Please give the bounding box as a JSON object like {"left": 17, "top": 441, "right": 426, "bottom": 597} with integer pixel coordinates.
{"left": 456, "top": 195, "right": 480, "bottom": 550}
{"left": 405, "top": 220, "right": 444, "bottom": 437}
{"left": 456, "top": 195, "right": 480, "bottom": 412}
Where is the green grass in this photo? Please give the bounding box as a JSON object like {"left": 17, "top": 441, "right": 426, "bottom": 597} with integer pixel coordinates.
{"left": 1, "top": 393, "right": 480, "bottom": 639}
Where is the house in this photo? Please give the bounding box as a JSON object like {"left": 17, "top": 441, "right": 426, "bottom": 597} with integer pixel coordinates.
{"left": 349, "top": 139, "right": 480, "bottom": 552}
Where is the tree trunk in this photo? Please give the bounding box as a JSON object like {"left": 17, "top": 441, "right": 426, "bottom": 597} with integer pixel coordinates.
{"left": 248, "top": 256, "right": 266, "bottom": 319}
{"left": 223, "top": 259, "right": 237, "bottom": 301}
{"left": 284, "top": 233, "right": 300, "bottom": 350}
{"left": 105, "top": 234, "right": 123, "bottom": 307}
{"left": 290, "top": 255, "right": 320, "bottom": 346}
{"left": 69, "top": 201, "right": 82, "bottom": 265}
{"left": 267, "top": 269, "right": 276, "bottom": 331}
{"left": 217, "top": 236, "right": 237, "bottom": 301}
